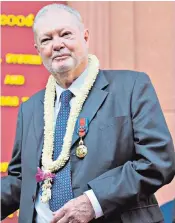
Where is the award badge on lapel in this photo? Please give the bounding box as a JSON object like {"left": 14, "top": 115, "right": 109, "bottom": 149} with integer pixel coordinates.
{"left": 76, "top": 118, "right": 89, "bottom": 158}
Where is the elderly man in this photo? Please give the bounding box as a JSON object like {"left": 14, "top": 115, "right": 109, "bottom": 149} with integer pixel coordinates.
{"left": 1, "top": 3, "right": 175, "bottom": 223}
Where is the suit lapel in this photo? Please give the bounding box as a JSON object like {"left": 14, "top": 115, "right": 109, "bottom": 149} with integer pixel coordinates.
{"left": 71, "top": 70, "right": 109, "bottom": 147}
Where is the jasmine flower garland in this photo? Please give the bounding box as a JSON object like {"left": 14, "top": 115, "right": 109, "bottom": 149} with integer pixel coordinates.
{"left": 40, "top": 54, "right": 99, "bottom": 203}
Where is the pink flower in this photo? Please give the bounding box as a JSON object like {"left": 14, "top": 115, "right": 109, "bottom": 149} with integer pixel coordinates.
{"left": 35, "top": 167, "right": 55, "bottom": 183}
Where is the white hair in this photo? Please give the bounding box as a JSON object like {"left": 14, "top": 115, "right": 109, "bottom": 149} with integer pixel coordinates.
{"left": 33, "top": 3, "right": 84, "bottom": 32}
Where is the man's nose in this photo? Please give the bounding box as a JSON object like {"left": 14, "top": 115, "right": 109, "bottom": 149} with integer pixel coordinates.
{"left": 52, "top": 37, "right": 64, "bottom": 51}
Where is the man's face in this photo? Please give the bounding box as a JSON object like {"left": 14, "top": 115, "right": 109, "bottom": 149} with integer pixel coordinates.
{"left": 34, "top": 10, "right": 89, "bottom": 76}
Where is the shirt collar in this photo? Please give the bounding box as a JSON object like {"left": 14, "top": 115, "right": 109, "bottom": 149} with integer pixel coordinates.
{"left": 55, "top": 67, "right": 88, "bottom": 101}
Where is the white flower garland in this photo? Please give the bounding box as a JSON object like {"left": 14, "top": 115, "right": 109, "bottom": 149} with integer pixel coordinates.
{"left": 40, "top": 54, "right": 99, "bottom": 203}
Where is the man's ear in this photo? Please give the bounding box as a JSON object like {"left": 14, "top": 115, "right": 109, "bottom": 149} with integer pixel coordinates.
{"left": 34, "top": 43, "right": 40, "bottom": 55}
{"left": 84, "top": 29, "right": 89, "bottom": 48}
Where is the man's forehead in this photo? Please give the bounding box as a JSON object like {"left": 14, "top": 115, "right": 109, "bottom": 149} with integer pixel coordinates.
{"left": 35, "top": 10, "right": 79, "bottom": 35}
{"left": 36, "top": 10, "right": 76, "bottom": 26}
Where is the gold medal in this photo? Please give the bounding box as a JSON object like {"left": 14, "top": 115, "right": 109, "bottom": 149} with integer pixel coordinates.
{"left": 76, "top": 118, "right": 89, "bottom": 158}
{"left": 76, "top": 138, "right": 88, "bottom": 158}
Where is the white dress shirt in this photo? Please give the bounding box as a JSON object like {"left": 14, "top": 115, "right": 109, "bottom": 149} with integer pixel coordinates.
{"left": 35, "top": 69, "right": 103, "bottom": 223}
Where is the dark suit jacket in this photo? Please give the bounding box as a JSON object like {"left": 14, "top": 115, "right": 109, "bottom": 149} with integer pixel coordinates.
{"left": 1, "top": 70, "right": 175, "bottom": 223}
{"left": 173, "top": 199, "right": 175, "bottom": 223}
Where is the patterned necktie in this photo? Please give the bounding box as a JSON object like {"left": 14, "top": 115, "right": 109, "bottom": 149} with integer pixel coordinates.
{"left": 49, "top": 90, "right": 74, "bottom": 212}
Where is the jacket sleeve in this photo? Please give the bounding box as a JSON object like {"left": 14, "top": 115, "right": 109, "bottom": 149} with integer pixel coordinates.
{"left": 88, "top": 72, "right": 175, "bottom": 216}
{"left": 1, "top": 104, "right": 23, "bottom": 220}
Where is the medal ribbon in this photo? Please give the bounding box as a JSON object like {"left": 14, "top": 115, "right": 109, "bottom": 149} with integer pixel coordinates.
{"left": 77, "top": 118, "right": 89, "bottom": 137}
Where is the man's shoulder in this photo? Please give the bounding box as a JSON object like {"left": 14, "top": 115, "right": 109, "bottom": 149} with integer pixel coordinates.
{"left": 101, "top": 69, "right": 149, "bottom": 82}
{"left": 21, "top": 89, "right": 45, "bottom": 109}
{"left": 99, "top": 70, "right": 151, "bottom": 94}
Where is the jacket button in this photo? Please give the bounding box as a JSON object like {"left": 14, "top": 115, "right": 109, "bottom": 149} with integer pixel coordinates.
{"left": 32, "top": 195, "right": 36, "bottom": 202}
